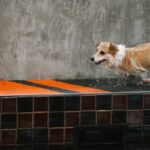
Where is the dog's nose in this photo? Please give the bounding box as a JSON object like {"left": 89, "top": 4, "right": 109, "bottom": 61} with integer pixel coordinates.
{"left": 90, "top": 56, "right": 94, "bottom": 61}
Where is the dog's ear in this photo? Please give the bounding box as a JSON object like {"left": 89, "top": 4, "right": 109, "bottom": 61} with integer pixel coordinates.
{"left": 95, "top": 41, "right": 101, "bottom": 47}
{"left": 109, "top": 43, "right": 118, "bottom": 53}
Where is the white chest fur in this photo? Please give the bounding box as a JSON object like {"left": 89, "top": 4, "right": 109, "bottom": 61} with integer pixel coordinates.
{"left": 114, "top": 45, "right": 126, "bottom": 67}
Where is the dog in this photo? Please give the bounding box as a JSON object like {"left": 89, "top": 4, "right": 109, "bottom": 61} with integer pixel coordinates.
{"left": 91, "top": 42, "right": 150, "bottom": 83}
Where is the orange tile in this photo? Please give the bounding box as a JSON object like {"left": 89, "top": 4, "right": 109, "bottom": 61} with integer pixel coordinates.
{"left": 29, "top": 80, "right": 109, "bottom": 94}
{"left": 0, "top": 81, "right": 62, "bottom": 96}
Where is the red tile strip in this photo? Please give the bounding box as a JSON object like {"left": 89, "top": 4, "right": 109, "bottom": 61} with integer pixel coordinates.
{"left": 29, "top": 80, "right": 110, "bottom": 94}
{"left": 0, "top": 81, "right": 62, "bottom": 96}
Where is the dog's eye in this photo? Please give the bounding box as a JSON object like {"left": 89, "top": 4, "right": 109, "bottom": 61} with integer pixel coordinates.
{"left": 100, "top": 51, "right": 105, "bottom": 55}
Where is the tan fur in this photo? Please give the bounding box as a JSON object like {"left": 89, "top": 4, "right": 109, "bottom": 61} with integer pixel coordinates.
{"left": 120, "top": 49, "right": 147, "bottom": 73}
{"left": 122, "top": 44, "right": 150, "bottom": 73}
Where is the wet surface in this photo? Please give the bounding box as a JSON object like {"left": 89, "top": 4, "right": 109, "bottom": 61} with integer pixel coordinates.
{"left": 63, "top": 77, "right": 150, "bottom": 92}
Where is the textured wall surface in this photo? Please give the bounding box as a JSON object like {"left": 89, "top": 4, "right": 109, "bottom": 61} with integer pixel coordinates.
{"left": 0, "top": 0, "right": 150, "bottom": 80}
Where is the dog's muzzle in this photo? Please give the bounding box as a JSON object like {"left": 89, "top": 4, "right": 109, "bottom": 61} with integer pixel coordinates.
{"left": 90, "top": 56, "right": 106, "bottom": 65}
{"left": 94, "top": 59, "right": 106, "bottom": 65}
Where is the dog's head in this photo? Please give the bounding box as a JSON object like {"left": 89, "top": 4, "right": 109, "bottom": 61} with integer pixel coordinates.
{"left": 91, "top": 42, "right": 118, "bottom": 67}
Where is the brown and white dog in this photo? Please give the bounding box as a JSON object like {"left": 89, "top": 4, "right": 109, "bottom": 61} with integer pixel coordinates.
{"left": 91, "top": 42, "right": 150, "bottom": 83}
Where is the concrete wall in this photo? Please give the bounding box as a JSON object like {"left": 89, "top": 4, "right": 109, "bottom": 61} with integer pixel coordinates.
{"left": 0, "top": 0, "right": 150, "bottom": 80}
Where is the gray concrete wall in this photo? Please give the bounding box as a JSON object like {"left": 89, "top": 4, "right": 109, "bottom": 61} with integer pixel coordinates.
{"left": 0, "top": 0, "right": 150, "bottom": 80}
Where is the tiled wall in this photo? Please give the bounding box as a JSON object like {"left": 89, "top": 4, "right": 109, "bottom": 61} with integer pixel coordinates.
{"left": 0, "top": 94, "right": 150, "bottom": 149}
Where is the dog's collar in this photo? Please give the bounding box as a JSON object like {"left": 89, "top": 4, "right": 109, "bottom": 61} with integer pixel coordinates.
{"left": 114, "top": 44, "right": 126, "bottom": 67}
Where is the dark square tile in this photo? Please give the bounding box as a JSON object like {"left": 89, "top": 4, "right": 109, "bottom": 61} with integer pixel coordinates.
{"left": 0, "top": 146, "right": 17, "bottom": 150}
{"left": 113, "top": 95, "right": 127, "bottom": 109}
{"left": 33, "top": 128, "right": 48, "bottom": 144}
{"left": 50, "top": 97, "right": 64, "bottom": 111}
{"left": 65, "top": 96, "right": 80, "bottom": 111}
{"left": 97, "top": 112, "right": 111, "bottom": 124}
{"left": 81, "top": 112, "right": 96, "bottom": 125}
{"left": 65, "top": 128, "right": 74, "bottom": 143}
{"left": 49, "top": 129, "right": 64, "bottom": 143}
{"left": 128, "top": 95, "right": 143, "bottom": 109}
{"left": 49, "top": 144, "right": 64, "bottom": 150}
{"left": 144, "top": 95, "right": 150, "bottom": 109}
{"left": 143, "top": 126, "right": 150, "bottom": 144}
{"left": 64, "top": 144, "right": 74, "bottom": 150}
{"left": 34, "top": 113, "right": 48, "bottom": 127}
{"left": 18, "top": 97, "right": 33, "bottom": 112}
{"left": 143, "top": 144, "right": 150, "bottom": 150}
{"left": 128, "top": 145, "right": 142, "bottom": 150}
{"left": 34, "top": 97, "right": 48, "bottom": 111}
{"left": 1, "top": 114, "right": 16, "bottom": 129}
{"left": 81, "top": 96, "right": 95, "bottom": 110}
{"left": 128, "top": 111, "right": 143, "bottom": 125}
{"left": 2, "top": 98, "right": 16, "bottom": 112}
{"left": 127, "top": 127, "right": 142, "bottom": 144}
{"left": 112, "top": 111, "right": 127, "bottom": 124}
{"left": 34, "top": 145, "right": 49, "bottom": 150}
{"left": 96, "top": 95, "right": 111, "bottom": 110}
{"left": 1, "top": 130, "right": 16, "bottom": 144}
{"left": 65, "top": 112, "right": 79, "bottom": 127}
{"left": 17, "top": 145, "right": 33, "bottom": 150}
{"left": 49, "top": 112, "right": 64, "bottom": 127}
{"left": 17, "top": 129, "right": 33, "bottom": 144}
{"left": 144, "top": 110, "right": 150, "bottom": 125}
{"left": 18, "top": 114, "right": 32, "bottom": 128}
